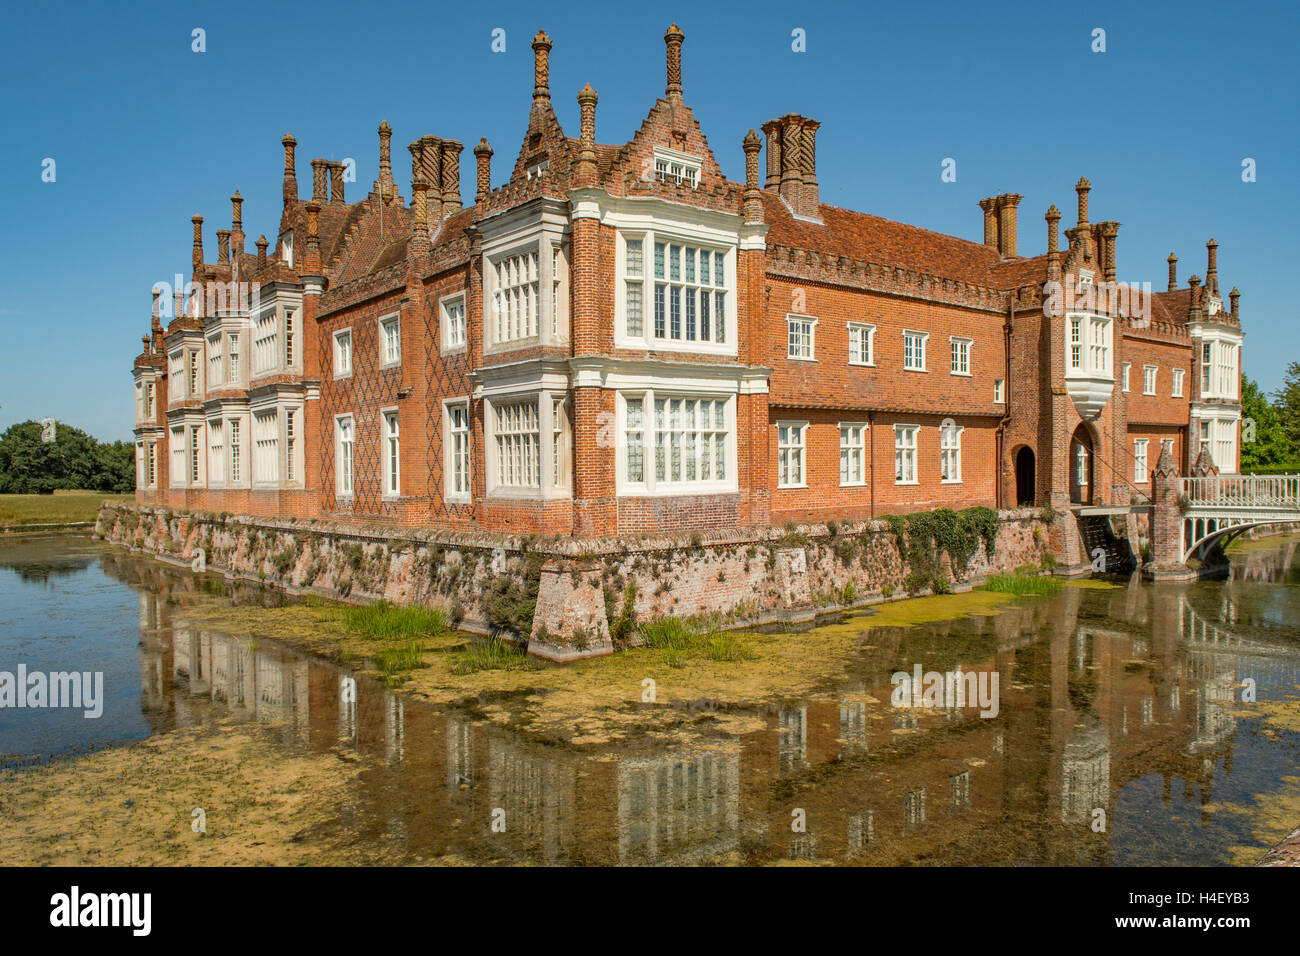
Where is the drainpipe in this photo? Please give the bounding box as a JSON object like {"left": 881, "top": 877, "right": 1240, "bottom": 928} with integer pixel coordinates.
{"left": 868, "top": 410, "right": 876, "bottom": 521}
{"left": 996, "top": 296, "right": 1014, "bottom": 509}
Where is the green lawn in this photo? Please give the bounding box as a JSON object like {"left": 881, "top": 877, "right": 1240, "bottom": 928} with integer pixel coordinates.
{"left": 0, "top": 491, "right": 132, "bottom": 527}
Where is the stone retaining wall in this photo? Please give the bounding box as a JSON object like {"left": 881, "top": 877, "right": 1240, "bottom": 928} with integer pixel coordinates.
{"left": 96, "top": 503, "right": 1058, "bottom": 659}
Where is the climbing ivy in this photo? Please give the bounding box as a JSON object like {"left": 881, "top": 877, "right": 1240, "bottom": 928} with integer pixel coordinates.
{"left": 884, "top": 507, "right": 1001, "bottom": 592}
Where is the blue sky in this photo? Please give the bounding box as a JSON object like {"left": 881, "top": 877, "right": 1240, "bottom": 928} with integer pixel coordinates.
{"left": 2, "top": 0, "right": 1295, "bottom": 442}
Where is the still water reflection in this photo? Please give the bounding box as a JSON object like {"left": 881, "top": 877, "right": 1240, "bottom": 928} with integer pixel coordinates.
{"left": 2, "top": 534, "right": 1298, "bottom": 865}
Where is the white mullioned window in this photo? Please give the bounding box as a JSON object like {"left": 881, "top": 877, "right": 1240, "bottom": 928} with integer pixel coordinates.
{"left": 839, "top": 423, "right": 867, "bottom": 486}
{"left": 1143, "top": 365, "right": 1157, "bottom": 395}
{"left": 1067, "top": 314, "right": 1112, "bottom": 375}
{"left": 169, "top": 351, "right": 184, "bottom": 400}
{"left": 994, "top": 379, "right": 1005, "bottom": 403}
{"left": 227, "top": 333, "right": 239, "bottom": 384}
{"left": 284, "top": 408, "right": 296, "bottom": 482}
{"left": 253, "top": 409, "right": 279, "bottom": 483}
{"left": 284, "top": 309, "right": 296, "bottom": 368}
{"left": 940, "top": 423, "right": 962, "bottom": 483}
{"left": 171, "top": 425, "right": 185, "bottom": 485}
{"left": 441, "top": 295, "right": 466, "bottom": 351}
{"left": 903, "top": 331, "right": 928, "bottom": 371}
{"left": 491, "top": 250, "right": 540, "bottom": 345}
{"left": 228, "top": 418, "right": 241, "bottom": 484}
{"left": 894, "top": 425, "right": 918, "bottom": 484}
{"left": 1069, "top": 317, "right": 1083, "bottom": 370}
{"left": 1201, "top": 342, "right": 1212, "bottom": 394}
{"left": 1122, "top": 363, "right": 1130, "bottom": 392}
{"left": 950, "top": 337, "right": 972, "bottom": 376}
{"left": 146, "top": 441, "right": 156, "bottom": 487}
{"left": 620, "top": 230, "right": 732, "bottom": 350}
{"left": 334, "top": 329, "right": 352, "bottom": 376}
{"left": 1088, "top": 317, "right": 1109, "bottom": 372}
{"left": 253, "top": 308, "right": 278, "bottom": 374}
{"left": 382, "top": 410, "right": 400, "bottom": 496}
{"left": 207, "top": 332, "right": 222, "bottom": 387}
{"left": 379, "top": 314, "right": 400, "bottom": 365}
{"left": 1213, "top": 419, "right": 1236, "bottom": 472}
{"left": 777, "top": 421, "right": 807, "bottom": 488}
{"left": 619, "top": 392, "right": 733, "bottom": 492}
{"left": 653, "top": 147, "right": 701, "bottom": 188}
{"left": 336, "top": 416, "right": 354, "bottom": 495}
{"left": 494, "top": 400, "right": 541, "bottom": 488}
{"left": 144, "top": 381, "right": 154, "bottom": 417}
{"left": 188, "top": 350, "right": 200, "bottom": 396}
{"left": 1075, "top": 442, "right": 1089, "bottom": 487}
{"left": 1172, "top": 368, "right": 1185, "bottom": 397}
{"left": 189, "top": 425, "right": 202, "bottom": 484}
{"left": 551, "top": 396, "right": 568, "bottom": 488}
{"left": 446, "top": 402, "right": 471, "bottom": 500}
{"left": 624, "top": 397, "right": 646, "bottom": 483}
{"left": 1134, "top": 438, "right": 1149, "bottom": 483}
{"left": 848, "top": 323, "right": 875, "bottom": 366}
{"left": 788, "top": 316, "right": 816, "bottom": 359}
{"left": 208, "top": 419, "right": 224, "bottom": 484}
{"left": 551, "top": 244, "right": 566, "bottom": 338}
{"left": 624, "top": 238, "right": 645, "bottom": 337}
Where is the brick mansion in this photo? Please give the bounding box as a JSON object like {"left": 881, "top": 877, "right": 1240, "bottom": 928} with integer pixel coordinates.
{"left": 130, "top": 24, "right": 1245, "bottom": 547}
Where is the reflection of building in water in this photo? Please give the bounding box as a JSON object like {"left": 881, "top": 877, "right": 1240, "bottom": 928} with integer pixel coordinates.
{"left": 778, "top": 705, "right": 807, "bottom": 773}
{"left": 617, "top": 750, "right": 740, "bottom": 865}
{"left": 1061, "top": 721, "right": 1110, "bottom": 824}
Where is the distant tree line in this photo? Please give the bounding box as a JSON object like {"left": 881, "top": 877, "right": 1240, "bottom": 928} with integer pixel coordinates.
{"left": 1241, "top": 361, "right": 1300, "bottom": 473}
{"left": 0, "top": 421, "right": 134, "bottom": 494}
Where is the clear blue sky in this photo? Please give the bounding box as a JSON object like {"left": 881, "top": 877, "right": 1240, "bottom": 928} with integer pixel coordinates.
{"left": 2, "top": 0, "right": 1295, "bottom": 442}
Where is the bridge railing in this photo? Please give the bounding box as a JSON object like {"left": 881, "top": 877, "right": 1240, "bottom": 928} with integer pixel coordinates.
{"left": 1182, "top": 474, "right": 1300, "bottom": 509}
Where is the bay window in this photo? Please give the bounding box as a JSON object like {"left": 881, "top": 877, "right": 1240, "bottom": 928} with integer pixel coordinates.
{"left": 493, "top": 400, "right": 540, "bottom": 489}
{"left": 253, "top": 409, "right": 279, "bottom": 483}
{"left": 490, "top": 250, "right": 540, "bottom": 345}
{"left": 619, "top": 391, "right": 733, "bottom": 494}
{"left": 619, "top": 230, "right": 731, "bottom": 350}
{"left": 1067, "top": 314, "right": 1112, "bottom": 375}
{"left": 208, "top": 419, "right": 224, "bottom": 484}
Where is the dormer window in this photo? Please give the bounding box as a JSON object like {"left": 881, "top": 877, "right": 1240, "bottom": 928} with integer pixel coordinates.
{"left": 526, "top": 159, "right": 550, "bottom": 180}
{"left": 653, "top": 147, "right": 700, "bottom": 188}
{"left": 281, "top": 230, "right": 293, "bottom": 269}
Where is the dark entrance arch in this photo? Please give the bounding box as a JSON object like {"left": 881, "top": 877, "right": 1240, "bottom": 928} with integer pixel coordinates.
{"left": 1014, "top": 446, "right": 1036, "bottom": 506}
{"left": 1069, "top": 425, "right": 1094, "bottom": 505}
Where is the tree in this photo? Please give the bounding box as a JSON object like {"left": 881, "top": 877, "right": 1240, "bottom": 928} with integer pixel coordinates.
{"left": 1240, "top": 375, "right": 1289, "bottom": 470}
{"left": 1274, "top": 361, "right": 1300, "bottom": 463}
{"left": 0, "top": 421, "right": 135, "bottom": 494}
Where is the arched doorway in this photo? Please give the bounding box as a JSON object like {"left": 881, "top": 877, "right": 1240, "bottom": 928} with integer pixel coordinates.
{"left": 1014, "top": 446, "right": 1036, "bottom": 506}
{"left": 1069, "top": 425, "right": 1093, "bottom": 505}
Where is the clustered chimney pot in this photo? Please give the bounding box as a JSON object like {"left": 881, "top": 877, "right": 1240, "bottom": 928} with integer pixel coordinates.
{"left": 1167, "top": 252, "right": 1178, "bottom": 291}
{"left": 765, "top": 113, "right": 821, "bottom": 218}
{"left": 474, "top": 138, "right": 493, "bottom": 203}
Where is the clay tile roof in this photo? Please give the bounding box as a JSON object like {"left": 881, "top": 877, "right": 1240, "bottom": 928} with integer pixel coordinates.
{"left": 990, "top": 254, "right": 1050, "bottom": 290}
{"left": 759, "top": 191, "right": 1007, "bottom": 287}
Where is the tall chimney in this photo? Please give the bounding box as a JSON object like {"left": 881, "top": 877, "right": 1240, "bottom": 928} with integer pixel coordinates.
{"left": 474, "top": 138, "right": 493, "bottom": 203}
{"left": 997, "top": 193, "right": 1022, "bottom": 259}
{"left": 779, "top": 114, "right": 804, "bottom": 210}
{"left": 311, "top": 159, "right": 328, "bottom": 201}
{"left": 1205, "top": 238, "right": 1219, "bottom": 296}
{"left": 191, "top": 215, "right": 204, "bottom": 271}
{"left": 282, "top": 134, "right": 298, "bottom": 205}
{"left": 304, "top": 201, "right": 322, "bottom": 274}
{"left": 329, "top": 162, "right": 345, "bottom": 203}
{"left": 1188, "top": 274, "right": 1202, "bottom": 322}
{"left": 230, "top": 191, "right": 244, "bottom": 257}
{"left": 1097, "top": 221, "right": 1119, "bottom": 281}
{"left": 799, "top": 119, "right": 820, "bottom": 217}
{"left": 664, "top": 24, "right": 684, "bottom": 98}
{"left": 1075, "top": 176, "right": 1091, "bottom": 226}
{"left": 979, "top": 198, "right": 999, "bottom": 248}
{"left": 1046, "top": 206, "right": 1061, "bottom": 280}
{"left": 409, "top": 177, "right": 430, "bottom": 256}
{"left": 742, "top": 129, "right": 763, "bottom": 223}
{"left": 440, "top": 141, "right": 463, "bottom": 213}
{"left": 377, "top": 121, "right": 394, "bottom": 194}
{"left": 256, "top": 235, "right": 268, "bottom": 270}
{"left": 532, "top": 31, "right": 552, "bottom": 105}
{"left": 1167, "top": 252, "right": 1178, "bottom": 291}
{"left": 216, "top": 229, "right": 231, "bottom": 264}
{"left": 1229, "top": 287, "right": 1239, "bottom": 321}
{"left": 575, "top": 85, "right": 598, "bottom": 188}
{"left": 761, "top": 120, "right": 782, "bottom": 191}
{"left": 413, "top": 136, "right": 443, "bottom": 223}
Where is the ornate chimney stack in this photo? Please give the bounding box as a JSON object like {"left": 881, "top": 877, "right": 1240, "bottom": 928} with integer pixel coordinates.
{"left": 761, "top": 119, "right": 782, "bottom": 191}
{"left": 799, "top": 118, "right": 820, "bottom": 217}
{"left": 779, "top": 114, "right": 804, "bottom": 209}
{"left": 440, "top": 141, "right": 463, "bottom": 213}
{"left": 997, "top": 194, "right": 1022, "bottom": 259}
{"left": 742, "top": 129, "right": 763, "bottom": 223}
{"left": 532, "top": 30, "right": 552, "bottom": 106}
{"left": 474, "top": 138, "right": 493, "bottom": 203}
{"left": 311, "top": 159, "right": 328, "bottom": 201}
{"left": 575, "top": 84, "right": 599, "bottom": 187}
{"left": 1188, "top": 274, "right": 1203, "bottom": 322}
{"left": 216, "top": 229, "right": 231, "bottom": 264}
{"left": 329, "top": 162, "right": 345, "bottom": 204}
{"left": 664, "top": 24, "right": 685, "bottom": 99}
{"left": 191, "top": 215, "right": 204, "bottom": 272}
{"left": 1205, "top": 238, "right": 1219, "bottom": 296}
{"left": 1046, "top": 205, "right": 1062, "bottom": 280}
{"left": 377, "top": 121, "right": 394, "bottom": 195}
{"left": 1167, "top": 252, "right": 1178, "bottom": 291}
{"left": 979, "top": 198, "right": 999, "bottom": 248}
{"left": 230, "top": 191, "right": 244, "bottom": 257}
{"left": 141, "top": 334, "right": 150, "bottom": 355}
{"left": 412, "top": 136, "right": 443, "bottom": 223}
{"left": 1229, "top": 287, "right": 1240, "bottom": 321}
{"left": 409, "top": 177, "right": 430, "bottom": 256}
{"left": 256, "top": 235, "right": 268, "bottom": 270}
{"left": 282, "top": 134, "right": 298, "bottom": 205}
{"left": 1075, "top": 176, "right": 1091, "bottom": 226}
{"left": 1097, "top": 221, "right": 1119, "bottom": 281}
{"left": 304, "top": 200, "right": 322, "bottom": 274}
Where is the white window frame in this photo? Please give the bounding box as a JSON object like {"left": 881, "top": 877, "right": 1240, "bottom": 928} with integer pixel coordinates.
{"left": 170, "top": 425, "right": 186, "bottom": 486}
{"left": 227, "top": 416, "right": 244, "bottom": 486}
{"left": 652, "top": 146, "right": 701, "bottom": 188}
{"left": 616, "top": 391, "right": 733, "bottom": 496}
{"left": 379, "top": 313, "right": 401, "bottom": 367}
{"left": 902, "top": 330, "right": 929, "bottom": 372}
{"left": 488, "top": 247, "right": 541, "bottom": 348}
{"left": 949, "top": 337, "right": 972, "bottom": 377}
{"left": 1172, "top": 368, "right": 1185, "bottom": 398}
{"left": 615, "top": 228, "right": 736, "bottom": 356}
{"left": 207, "top": 332, "right": 223, "bottom": 389}
{"left": 1133, "top": 438, "right": 1149, "bottom": 484}
{"left": 1143, "top": 365, "right": 1157, "bottom": 396}
{"left": 252, "top": 408, "right": 280, "bottom": 486}
{"left": 1121, "top": 363, "right": 1130, "bottom": 393}
{"left": 994, "top": 378, "right": 1005, "bottom": 404}
{"left": 788, "top": 315, "right": 817, "bottom": 361}
{"left": 1066, "top": 313, "right": 1112, "bottom": 377}
{"left": 489, "top": 398, "right": 542, "bottom": 492}
{"left": 443, "top": 399, "right": 471, "bottom": 503}
{"left": 894, "top": 424, "right": 919, "bottom": 484}
{"left": 940, "top": 423, "right": 963, "bottom": 484}
{"left": 440, "top": 293, "right": 467, "bottom": 354}
{"left": 207, "top": 418, "right": 224, "bottom": 486}
{"left": 227, "top": 333, "right": 240, "bottom": 385}
{"left": 381, "top": 408, "right": 400, "bottom": 497}
{"left": 333, "top": 328, "right": 352, "bottom": 378}
{"left": 839, "top": 422, "right": 868, "bottom": 486}
{"left": 848, "top": 322, "right": 876, "bottom": 366}
{"left": 335, "top": 415, "right": 354, "bottom": 497}
{"left": 777, "top": 421, "right": 808, "bottom": 489}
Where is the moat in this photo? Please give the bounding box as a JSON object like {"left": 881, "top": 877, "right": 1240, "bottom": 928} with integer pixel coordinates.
{"left": 1, "top": 532, "right": 1298, "bottom": 866}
